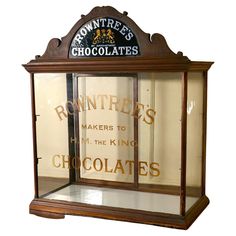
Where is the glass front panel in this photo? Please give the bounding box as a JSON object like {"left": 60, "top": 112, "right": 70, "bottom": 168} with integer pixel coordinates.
{"left": 186, "top": 72, "right": 204, "bottom": 210}
{"left": 34, "top": 72, "right": 184, "bottom": 214}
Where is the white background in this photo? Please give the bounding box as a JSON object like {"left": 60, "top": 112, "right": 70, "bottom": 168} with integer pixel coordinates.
{"left": 0, "top": 0, "right": 235, "bottom": 235}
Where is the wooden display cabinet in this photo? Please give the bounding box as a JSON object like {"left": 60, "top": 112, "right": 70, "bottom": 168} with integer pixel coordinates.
{"left": 23, "top": 6, "right": 213, "bottom": 229}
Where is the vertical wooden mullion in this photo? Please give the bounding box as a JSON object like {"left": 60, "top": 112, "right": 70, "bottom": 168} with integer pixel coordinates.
{"left": 180, "top": 72, "right": 188, "bottom": 216}
{"left": 66, "top": 74, "right": 75, "bottom": 182}
{"left": 74, "top": 74, "right": 80, "bottom": 181}
{"left": 201, "top": 71, "right": 208, "bottom": 195}
{"left": 133, "top": 76, "right": 139, "bottom": 188}
{"left": 30, "top": 73, "right": 39, "bottom": 198}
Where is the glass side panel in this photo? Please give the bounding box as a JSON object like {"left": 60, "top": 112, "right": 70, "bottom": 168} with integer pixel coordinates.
{"left": 138, "top": 73, "right": 182, "bottom": 187}
{"left": 34, "top": 73, "right": 70, "bottom": 196}
{"left": 186, "top": 72, "right": 204, "bottom": 210}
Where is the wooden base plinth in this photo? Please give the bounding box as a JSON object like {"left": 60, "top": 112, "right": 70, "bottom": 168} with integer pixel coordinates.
{"left": 29, "top": 195, "right": 209, "bottom": 229}
{"left": 30, "top": 209, "right": 65, "bottom": 219}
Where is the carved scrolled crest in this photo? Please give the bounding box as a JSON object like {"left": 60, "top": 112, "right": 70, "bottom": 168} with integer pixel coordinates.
{"left": 36, "top": 6, "right": 189, "bottom": 61}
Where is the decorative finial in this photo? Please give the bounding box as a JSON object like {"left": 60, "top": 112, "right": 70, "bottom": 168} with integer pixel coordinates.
{"left": 177, "top": 51, "right": 183, "bottom": 56}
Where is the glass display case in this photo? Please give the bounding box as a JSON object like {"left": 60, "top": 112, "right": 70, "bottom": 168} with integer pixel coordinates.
{"left": 23, "top": 6, "right": 213, "bottom": 229}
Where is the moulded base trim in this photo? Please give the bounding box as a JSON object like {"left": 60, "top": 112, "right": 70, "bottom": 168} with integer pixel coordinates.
{"left": 29, "top": 195, "right": 209, "bottom": 229}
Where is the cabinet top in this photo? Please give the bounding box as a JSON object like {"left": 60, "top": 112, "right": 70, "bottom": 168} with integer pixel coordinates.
{"left": 23, "top": 6, "right": 213, "bottom": 72}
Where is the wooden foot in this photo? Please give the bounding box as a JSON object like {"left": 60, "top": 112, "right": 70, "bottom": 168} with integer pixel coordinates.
{"left": 30, "top": 209, "right": 65, "bottom": 219}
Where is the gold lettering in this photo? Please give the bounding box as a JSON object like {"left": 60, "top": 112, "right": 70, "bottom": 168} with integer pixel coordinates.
{"left": 103, "top": 125, "right": 108, "bottom": 131}
{"left": 93, "top": 158, "right": 103, "bottom": 171}
{"left": 62, "top": 155, "right": 70, "bottom": 169}
{"left": 52, "top": 154, "right": 61, "bottom": 168}
{"left": 130, "top": 140, "right": 137, "bottom": 147}
{"left": 120, "top": 98, "right": 132, "bottom": 114}
{"left": 81, "top": 124, "right": 113, "bottom": 131}
{"left": 73, "top": 96, "right": 86, "bottom": 112}
{"left": 54, "top": 94, "right": 157, "bottom": 125}
{"left": 120, "top": 139, "right": 129, "bottom": 146}
{"left": 93, "top": 125, "right": 98, "bottom": 129}
{"left": 65, "top": 101, "right": 75, "bottom": 115}
{"left": 104, "top": 158, "right": 113, "bottom": 173}
{"left": 109, "top": 95, "right": 120, "bottom": 111}
{"left": 114, "top": 160, "right": 125, "bottom": 174}
{"left": 138, "top": 161, "right": 148, "bottom": 176}
{"left": 54, "top": 105, "right": 68, "bottom": 121}
{"left": 110, "top": 139, "right": 116, "bottom": 146}
{"left": 71, "top": 157, "right": 80, "bottom": 170}
{"left": 82, "top": 157, "right": 92, "bottom": 170}
{"left": 51, "top": 155, "right": 160, "bottom": 178}
{"left": 132, "top": 102, "right": 144, "bottom": 119}
{"left": 144, "top": 108, "right": 156, "bottom": 125}
{"left": 97, "top": 94, "right": 108, "bottom": 109}
{"left": 87, "top": 95, "right": 97, "bottom": 110}
{"left": 109, "top": 139, "right": 137, "bottom": 147}
{"left": 125, "top": 160, "right": 134, "bottom": 175}
{"left": 81, "top": 138, "right": 90, "bottom": 144}
{"left": 70, "top": 157, "right": 75, "bottom": 169}
{"left": 81, "top": 124, "right": 87, "bottom": 129}
{"left": 149, "top": 162, "right": 160, "bottom": 177}
{"left": 70, "top": 137, "right": 77, "bottom": 143}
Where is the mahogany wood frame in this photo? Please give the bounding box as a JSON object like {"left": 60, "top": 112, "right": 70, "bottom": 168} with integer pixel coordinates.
{"left": 180, "top": 72, "right": 188, "bottom": 216}
{"left": 23, "top": 6, "right": 213, "bottom": 229}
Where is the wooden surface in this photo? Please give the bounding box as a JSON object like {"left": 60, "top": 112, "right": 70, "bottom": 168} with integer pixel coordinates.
{"left": 201, "top": 71, "right": 208, "bottom": 195}
{"left": 23, "top": 6, "right": 213, "bottom": 73}
{"left": 180, "top": 72, "right": 188, "bottom": 215}
{"left": 30, "top": 73, "right": 39, "bottom": 198}
{"left": 23, "top": 57, "right": 213, "bottom": 73}
{"left": 133, "top": 76, "right": 139, "bottom": 187}
{"left": 29, "top": 195, "right": 209, "bottom": 229}
{"left": 34, "top": 6, "right": 189, "bottom": 60}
